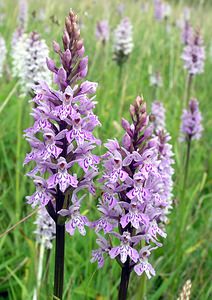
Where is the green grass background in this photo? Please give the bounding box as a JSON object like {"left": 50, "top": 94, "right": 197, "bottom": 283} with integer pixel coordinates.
{"left": 0, "top": 0, "right": 212, "bottom": 299}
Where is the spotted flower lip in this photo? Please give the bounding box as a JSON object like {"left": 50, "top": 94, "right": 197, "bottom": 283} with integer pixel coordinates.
{"left": 58, "top": 195, "right": 89, "bottom": 236}
{"left": 109, "top": 232, "right": 139, "bottom": 264}
{"left": 92, "top": 96, "right": 173, "bottom": 278}
{"left": 24, "top": 10, "right": 101, "bottom": 237}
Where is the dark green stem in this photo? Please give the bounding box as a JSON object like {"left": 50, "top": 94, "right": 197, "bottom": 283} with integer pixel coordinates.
{"left": 118, "top": 63, "right": 124, "bottom": 119}
{"left": 183, "top": 137, "right": 191, "bottom": 191}
{"left": 152, "top": 85, "right": 157, "bottom": 101}
{"left": 53, "top": 224, "right": 65, "bottom": 300}
{"left": 185, "top": 74, "right": 193, "bottom": 106}
{"left": 118, "top": 259, "right": 131, "bottom": 300}
{"left": 53, "top": 189, "right": 65, "bottom": 300}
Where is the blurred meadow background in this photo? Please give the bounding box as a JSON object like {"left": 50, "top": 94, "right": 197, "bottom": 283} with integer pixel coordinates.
{"left": 0, "top": 0, "right": 212, "bottom": 299}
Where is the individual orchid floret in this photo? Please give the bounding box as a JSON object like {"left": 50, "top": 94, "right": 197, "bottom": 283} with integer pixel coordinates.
{"left": 109, "top": 232, "right": 139, "bottom": 264}
{"left": 58, "top": 194, "right": 89, "bottom": 236}
{"left": 12, "top": 32, "right": 51, "bottom": 95}
{"left": 113, "top": 17, "right": 134, "bottom": 66}
{"left": 92, "top": 96, "right": 173, "bottom": 284}
{"left": 0, "top": 35, "right": 7, "bottom": 77}
{"left": 34, "top": 207, "right": 56, "bottom": 249}
{"left": 134, "top": 246, "right": 156, "bottom": 278}
{"left": 96, "top": 20, "right": 110, "bottom": 44}
{"left": 180, "top": 99, "right": 203, "bottom": 142}
{"left": 181, "top": 29, "right": 205, "bottom": 75}
{"left": 151, "top": 101, "right": 166, "bottom": 130}
{"left": 26, "top": 177, "right": 54, "bottom": 208}
{"left": 90, "top": 235, "right": 110, "bottom": 268}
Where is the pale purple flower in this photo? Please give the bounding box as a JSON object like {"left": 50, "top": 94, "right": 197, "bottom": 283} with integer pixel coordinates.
{"left": 134, "top": 247, "right": 156, "bottom": 278}
{"left": 92, "top": 96, "right": 173, "bottom": 278}
{"left": 154, "top": 0, "right": 164, "bottom": 21}
{"left": 58, "top": 195, "right": 89, "bottom": 236}
{"left": 47, "top": 157, "right": 78, "bottom": 192}
{"left": 96, "top": 20, "right": 110, "bottom": 44}
{"left": 150, "top": 103, "right": 174, "bottom": 222}
{"left": 24, "top": 11, "right": 101, "bottom": 237}
{"left": 34, "top": 207, "right": 56, "bottom": 249}
{"left": 183, "top": 7, "right": 190, "bottom": 22}
{"left": 151, "top": 101, "right": 166, "bottom": 130}
{"left": 109, "top": 232, "right": 139, "bottom": 264}
{"left": 0, "top": 35, "right": 7, "bottom": 77}
{"left": 180, "top": 99, "right": 203, "bottom": 142}
{"left": 117, "top": 3, "right": 125, "bottom": 16}
{"left": 155, "top": 131, "right": 174, "bottom": 222}
{"left": 181, "top": 21, "right": 193, "bottom": 45}
{"left": 26, "top": 177, "right": 54, "bottom": 208}
{"left": 182, "top": 29, "right": 205, "bottom": 75}
{"left": 18, "top": 0, "right": 28, "bottom": 30}
{"left": 154, "top": 0, "right": 171, "bottom": 21}
{"left": 113, "top": 18, "right": 134, "bottom": 66}
{"left": 91, "top": 235, "right": 110, "bottom": 268}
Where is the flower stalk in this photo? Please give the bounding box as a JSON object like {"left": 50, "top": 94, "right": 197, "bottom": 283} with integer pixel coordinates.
{"left": 185, "top": 73, "right": 193, "bottom": 106}
{"left": 183, "top": 136, "right": 191, "bottom": 191}
{"left": 180, "top": 99, "right": 203, "bottom": 190}
{"left": 53, "top": 223, "right": 65, "bottom": 300}
{"left": 118, "top": 259, "right": 131, "bottom": 300}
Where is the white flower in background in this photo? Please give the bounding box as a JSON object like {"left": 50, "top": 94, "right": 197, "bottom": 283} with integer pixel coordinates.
{"left": 117, "top": 3, "right": 125, "bottom": 16}
{"left": 12, "top": 32, "right": 52, "bottom": 95}
{"left": 163, "top": 3, "right": 172, "bottom": 19}
{"left": 0, "top": 36, "right": 7, "bottom": 77}
{"left": 11, "top": 33, "right": 26, "bottom": 78}
{"left": 113, "top": 17, "right": 134, "bottom": 66}
{"left": 183, "top": 7, "right": 190, "bottom": 22}
{"left": 149, "top": 71, "right": 163, "bottom": 88}
{"left": 34, "top": 207, "right": 56, "bottom": 249}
